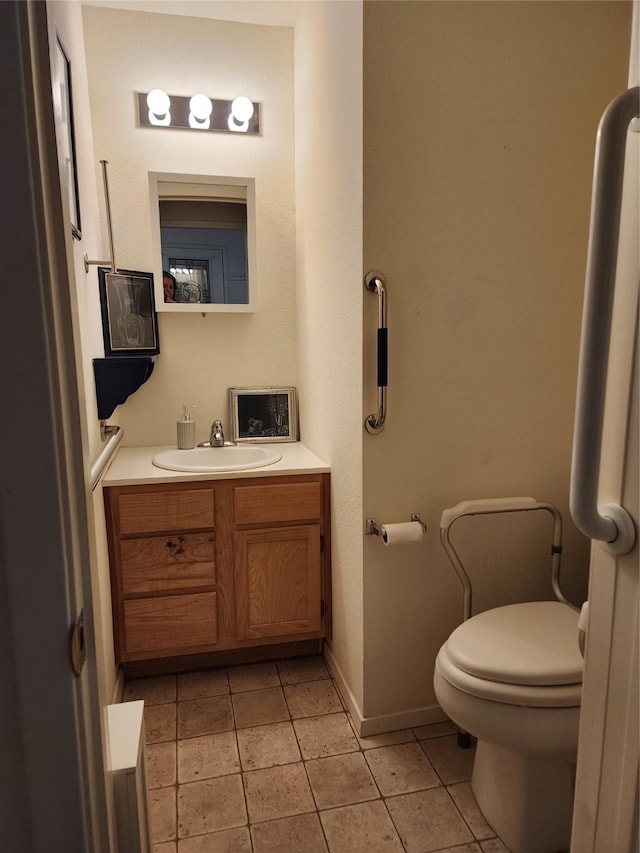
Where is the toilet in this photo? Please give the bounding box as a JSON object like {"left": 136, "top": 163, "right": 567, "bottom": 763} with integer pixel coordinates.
{"left": 433, "top": 499, "right": 584, "bottom": 853}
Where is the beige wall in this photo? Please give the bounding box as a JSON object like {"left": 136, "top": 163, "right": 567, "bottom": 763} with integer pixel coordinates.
{"left": 362, "top": 0, "right": 631, "bottom": 724}
{"left": 82, "top": 5, "right": 297, "bottom": 447}
{"left": 293, "top": 1, "right": 365, "bottom": 715}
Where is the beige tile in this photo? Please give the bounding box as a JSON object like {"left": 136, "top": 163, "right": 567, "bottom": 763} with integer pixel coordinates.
{"left": 232, "top": 687, "right": 290, "bottom": 729}
{"left": 306, "top": 752, "right": 379, "bottom": 809}
{"left": 480, "top": 840, "right": 510, "bottom": 852}
{"left": 147, "top": 741, "right": 177, "bottom": 789}
{"left": 145, "top": 703, "right": 177, "bottom": 744}
{"left": 149, "top": 786, "right": 177, "bottom": 843}
{"left": 177, "top": 731, "right": 240, "bottom": 783}
{"left": 251, "top": 812, "right": 329, "bottom": 853}
{"left": 438, "top": 846, "right": 482, "bottom": 853}
{"left": 319, "top": 800, "right": 403, "bottom": 853}
{"left": 124, "top": 674, "right": 176, "bottom": 705}
{"left": 412, "top": 721, "right": 458, "bottom": 740}
{"left": 177, "top": 695, "right": 234, "bottom": 739}
{"left": 364, "top": 742, "right": 440, "bottom": 796}
{"left": 294, "top": 712, "right": 359, "bottom": 759}
{"left": 276, "top": 655, "right": 330, "bottom": 684}
{"left": 154, "top": 843, "right": 177, "bottom": 853}
{"left": 178, "top": 668, "right": 229, "bottom": 701}
{"left": 177, "top": 775, "right": 247, "bottom": 838}
{"left": 448, "top": 782, "right": 494, "bottom": 840}
{"left": 284, "top": 680, "right": 343, "bottom": 718}
{"left": 386, "top": 787, "right": 474, "bottom": 852}
{"left": 420, "top": 735, "right": 476, "bottom": 784}
{"left": 228, "top": 661, "right": 280, "bottom": 693}
{"left": 237, "top": 720, "right": 301, "bottom": 770}
{"left": 178, "top": 826, "right": 252, "bottom": 852}
{"left": 243, "top": 762, "right": 315, "bottom": 823}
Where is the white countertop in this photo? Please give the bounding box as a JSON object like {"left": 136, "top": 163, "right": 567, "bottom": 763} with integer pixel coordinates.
{"left": 101, "top": 442, "right": 330, "bottom": 486}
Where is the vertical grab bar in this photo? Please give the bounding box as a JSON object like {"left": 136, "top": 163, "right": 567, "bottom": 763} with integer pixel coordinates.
{"left": 365, "top": 271, "right": 388, "bottom": 433}
{"left": 569, "top": 87, "right": 638, "bottom": 556}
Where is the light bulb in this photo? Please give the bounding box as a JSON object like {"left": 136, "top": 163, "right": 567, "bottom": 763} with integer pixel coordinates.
{"left": 231, "top": 96, "right": 254, "bottom": 123}
{"left": 190, "top": 94, "right": 213, "bottom": 120}
{"left": 146, "top": 89, "right": 170, "bottom": 126}
{"left": 146, "top": 89, "right": 170, "bottom": 116}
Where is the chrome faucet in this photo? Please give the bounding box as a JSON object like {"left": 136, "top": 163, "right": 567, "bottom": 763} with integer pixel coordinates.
{"left": 210, "top": 420, "right": 225, "bottom": 447}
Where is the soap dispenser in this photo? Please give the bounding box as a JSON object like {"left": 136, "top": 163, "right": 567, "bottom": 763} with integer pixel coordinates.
{"left": 177, "top": 405, "right": 196, "bottom": 449}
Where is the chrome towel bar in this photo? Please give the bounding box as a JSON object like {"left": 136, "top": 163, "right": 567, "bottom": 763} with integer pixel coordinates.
{"left": 365, "top": 270, "right": 388, "bottom": 433}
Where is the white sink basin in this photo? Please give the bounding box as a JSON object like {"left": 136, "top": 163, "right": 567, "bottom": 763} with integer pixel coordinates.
{"left": 152, "top": 445, "right": 282, "bottom": 473}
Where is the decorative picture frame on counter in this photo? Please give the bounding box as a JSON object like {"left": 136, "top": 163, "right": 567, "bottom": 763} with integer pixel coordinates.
{"left": 98, "top": 268, "right": 160, "bottom": 357}
{"left": 229, "top": 387, "right": 298, "bottom": 443}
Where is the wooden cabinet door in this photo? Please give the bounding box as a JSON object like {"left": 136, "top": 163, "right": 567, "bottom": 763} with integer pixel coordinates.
{"left": 235, "top": 525, "right": 322, "bottom": 640}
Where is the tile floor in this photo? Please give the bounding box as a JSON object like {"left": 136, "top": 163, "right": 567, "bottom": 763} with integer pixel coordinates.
{"left": 123, "top": 655, "right": 510, "bottom": 853}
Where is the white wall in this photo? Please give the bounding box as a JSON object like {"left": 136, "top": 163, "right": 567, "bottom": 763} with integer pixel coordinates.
{"left": 361, "top": 0, "right": 632, "bottom": 726}
{"left": 82, "top": 5, "right": 297, "bottom": 448}
{"left": 293, "top": 1, "right": 365, "bottom": 716}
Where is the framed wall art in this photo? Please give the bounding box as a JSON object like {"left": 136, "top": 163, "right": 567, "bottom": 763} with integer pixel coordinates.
{"left": 229, "top": 387, "right": 298, "bottom": 443}
{"left": 98, "top": 268, "right": 160, "bottom": 357}
{"left": 53, "top": 33, "right": 82, "bottom": 240}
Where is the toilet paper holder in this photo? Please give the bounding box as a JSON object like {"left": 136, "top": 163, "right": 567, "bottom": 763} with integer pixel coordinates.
{"left": 365, "top": 514, "right": 427, "bottom": 537}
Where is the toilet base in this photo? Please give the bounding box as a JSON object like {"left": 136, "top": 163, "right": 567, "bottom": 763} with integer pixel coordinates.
{"left": 472, "top": 740, "right": 575, "bottom": 853}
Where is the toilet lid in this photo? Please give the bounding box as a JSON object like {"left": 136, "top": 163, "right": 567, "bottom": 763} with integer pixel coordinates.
{"left": 445, "top": 601, "right": 583, "bottom": 686}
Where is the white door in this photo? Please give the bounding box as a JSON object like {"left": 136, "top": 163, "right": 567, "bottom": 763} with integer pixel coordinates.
{"left": 0, "top": 2, "right": 109, "bottom": 849}
{"left": 570, "top": 96, "right": 639, "bottom": 851}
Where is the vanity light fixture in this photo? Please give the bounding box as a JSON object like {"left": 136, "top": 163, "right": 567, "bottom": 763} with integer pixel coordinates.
{"left": 137, "top": 91, "right": 260, "bottom": 134}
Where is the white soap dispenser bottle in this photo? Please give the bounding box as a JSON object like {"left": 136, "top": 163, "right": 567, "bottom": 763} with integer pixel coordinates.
{"left": 177, "top": 404, "right": 196, "bottom": 449}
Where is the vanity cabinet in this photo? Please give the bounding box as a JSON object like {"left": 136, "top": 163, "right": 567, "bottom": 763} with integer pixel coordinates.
{"left": 104, "top": 474, "right": 330, "bottom": 665}
{"left": 234, "top": 481, "right": 324, "bottom": 641}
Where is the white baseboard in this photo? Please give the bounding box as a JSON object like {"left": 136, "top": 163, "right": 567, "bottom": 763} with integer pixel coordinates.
{"left": 112, "top": 667, "right": 125, "bottom": 705}
{"left": 323, "top": 643, "right": 449, "bottom": 737}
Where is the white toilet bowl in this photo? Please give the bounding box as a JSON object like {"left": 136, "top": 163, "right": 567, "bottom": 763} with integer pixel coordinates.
{"left": 434, "top": 600, "right": 583, "bottom": 853}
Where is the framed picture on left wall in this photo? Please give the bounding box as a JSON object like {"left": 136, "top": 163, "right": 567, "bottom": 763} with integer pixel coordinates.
{"left": 53, "top": 32, "right": 82, "bottom": 240}
{"left": 98, "top": 268, "right": 160, "bottom": 357}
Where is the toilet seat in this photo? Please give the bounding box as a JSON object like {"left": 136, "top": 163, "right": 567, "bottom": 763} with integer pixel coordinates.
{"left": 437, "top": 645, "right": 582, "bottom": 707}
{"left": 437, "top": 601, "right": 583, "bottom": 708}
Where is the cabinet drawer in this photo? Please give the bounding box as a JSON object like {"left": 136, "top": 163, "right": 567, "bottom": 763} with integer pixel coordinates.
{"left": 117, "top": 489, "right": 214, "bottom": 535}
{"left": 123, "top": 592, "right": 218, "bottom": 655}
{"left": 234, "top": 481, "right": 322, "bottom": 525}
{"left": 120, "top": 533, "right": 215, "bottom": 595}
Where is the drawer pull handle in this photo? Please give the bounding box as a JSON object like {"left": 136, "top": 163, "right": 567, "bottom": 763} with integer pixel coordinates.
{"left": 166, "top": 536, "right": 185, "bottom": 555}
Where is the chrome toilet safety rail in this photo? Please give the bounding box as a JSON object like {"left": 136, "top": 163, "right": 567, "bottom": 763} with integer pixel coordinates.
{"left": 439, "top": 497, "right": 576, "bottom": 624}
{"left": 364, "top": 271, "right": 388, "bottom": 434}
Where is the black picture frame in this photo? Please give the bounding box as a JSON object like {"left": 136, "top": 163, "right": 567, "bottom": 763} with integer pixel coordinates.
{"left": 54, "top": 33, "right": 82, "bottom": 240}
{"left": 229, "top": 387, "right": 298, "bottom": 443}
{"left": 98, "top": 268, "right": 160, "bottom": 357}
